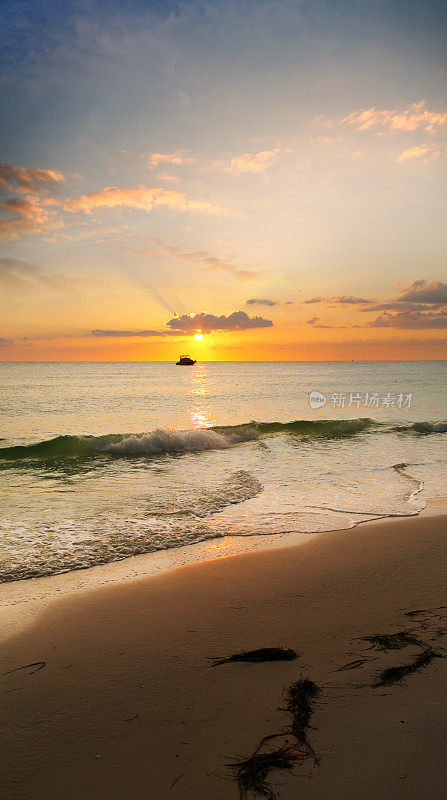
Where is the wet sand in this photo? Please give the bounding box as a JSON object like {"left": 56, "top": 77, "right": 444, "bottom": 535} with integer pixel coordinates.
{"left": 1, "top": 512, "right": 446, "bottom": 799}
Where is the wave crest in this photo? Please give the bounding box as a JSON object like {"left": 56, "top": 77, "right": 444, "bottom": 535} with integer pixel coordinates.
{"left": 393, "top": 421, "right": 447, "bottom": 434}
{"left": 1, "top": 417, "right": 444, "bottom": 463}
{"left": 105, "top": 427, "right": 257, "bottom": 456}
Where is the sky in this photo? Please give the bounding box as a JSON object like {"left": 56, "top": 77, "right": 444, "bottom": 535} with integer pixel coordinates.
{"left": 0, "top": 0, "right": 446, "bottom": 360}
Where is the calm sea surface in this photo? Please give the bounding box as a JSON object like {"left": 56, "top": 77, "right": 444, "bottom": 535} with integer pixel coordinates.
{"left": 1, "top": 361, "right": 446, "bottom": 582}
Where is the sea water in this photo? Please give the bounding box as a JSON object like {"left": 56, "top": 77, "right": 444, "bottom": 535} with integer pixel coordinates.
{"left": 1, "top": 361, "right": 446, "bottom": 582}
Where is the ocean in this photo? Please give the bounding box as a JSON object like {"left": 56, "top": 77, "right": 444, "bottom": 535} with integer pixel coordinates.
{"left": 1, "top": 360, "right": 446, "bottom": 583}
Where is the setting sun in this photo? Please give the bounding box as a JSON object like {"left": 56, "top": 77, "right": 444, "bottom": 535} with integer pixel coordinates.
{"left": 194, "top": 333, "right": 204, "bottom": 342}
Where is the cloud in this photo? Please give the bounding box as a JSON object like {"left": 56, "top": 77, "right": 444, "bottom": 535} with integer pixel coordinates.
{"left": 246, "top": 298, "right": 276, "bottom": 307}
{"left": 370, "top": 310, "right": 447, "bottom": 329}
{"left": 305, "top": 315, "right": 336, "bottom": 329}
{"left": 360, "top": 280, "right": 447, "bottom": 312}
{"left": 0, "top": 196, "right": 56, "bottom": 241}
{"left": 0, "top": 162, "right": 64, "bottom": 193}
{"left": 301, "top": 294, "right": 372, "bottom": 306}
{"left": 328, "top": 295, "right": 373, "bottom": 305}
{"left": 225, "top": 149, "right": 280, "bottom": 175}
{"left": 166, "top": 310, "right": 273, "bottom": 333}
{"left": 246, "top": 297, "right": 295, "bottom": 307}
{"left": 147, "top": 152, "right": 195, "bottom": 169}
{"left": 301, "top": 296, "right": 325, "bottom": 304}
{"left": 0, "top": 336, "right": 13, "bottom": 346}
{"left": 331, "top": 336, "right": 447, "bottom": 347}
{"left": 91, "top": 329, "right": 176, "bottom": 337}
{"left": 399, "top": 280, "right": 447, "bottom": 305}
{"left": 301, "top": 279, "right": 447, "bottom": 330}
{"left": 63, "top": 186, "right": 227, "bottom": 216}
{"left": 0, "top": 257, "right": 85, "bottom": 293}
{"left": 135, "top": 242, "right": 260, "bottom": 280}
{"left": 0, "top": 258, "right": 43, "bottom": 292}
{"left": 395, "top": 144, "right": 438, "bottom": 163}
{"left": 340, "top": 101, "right": 447, "bottom": 133}
{"left": 155, "top": 172, "right": 181, "bottom": 184}
{"left": 0, "top": 161, "right": 65, "bottom": 241}
{"left": 359, "top": 301, "right": 431, "bottom": 312}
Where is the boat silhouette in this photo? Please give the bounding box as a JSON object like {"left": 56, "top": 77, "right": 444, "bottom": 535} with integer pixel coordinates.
{"left": 176, "top": 354, "right": 196, "bottom": 365}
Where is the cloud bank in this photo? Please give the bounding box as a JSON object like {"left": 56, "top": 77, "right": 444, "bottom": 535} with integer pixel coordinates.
{"left": 301, "top": 279, "right": 447, "bottom": 330}
{"left": 166, "top": 311, "right": 273, "bottom": 333}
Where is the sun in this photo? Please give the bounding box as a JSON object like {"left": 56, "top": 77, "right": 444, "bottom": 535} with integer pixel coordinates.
{"left": 194, "top": 332, "right": 204, "bottom": 342}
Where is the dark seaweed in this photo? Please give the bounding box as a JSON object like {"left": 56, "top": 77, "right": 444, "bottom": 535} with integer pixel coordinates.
{"left": 228, "top": 678, "right": 321, "bottom": 799}
{"left": 228, "top": 742, "right": 310, "bottom": 800}
{"left": 337, "top": 658, "right": 369, "bottom": 671}
{"left": 3, "top": 661, "right": 46, "bottom": 676}
{"left": 362, "top": 631, "right": 422, "bottom": 651}
{"left": 209, "top": 647, "right": 297, "bottom": 666}
{"left": 374, "top": 647, "right": 443, "bottom": 687}
{"left": 358, "top": 627, "right": 445, "bottom": 687}
{"left": 283, "top": 678, "right": 321, "bottom": 742}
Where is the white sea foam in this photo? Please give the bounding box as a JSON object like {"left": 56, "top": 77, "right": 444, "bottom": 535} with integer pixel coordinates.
{"left": 104, "top": 427, "right": 257, "bottom": 456}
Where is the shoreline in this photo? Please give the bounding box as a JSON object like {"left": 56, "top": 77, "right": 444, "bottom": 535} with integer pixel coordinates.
{"left": 1, "top": 510, "right": 446, "bottom": 799}
{"left": 1, "top": 498, "right": 446, "bottom": 646}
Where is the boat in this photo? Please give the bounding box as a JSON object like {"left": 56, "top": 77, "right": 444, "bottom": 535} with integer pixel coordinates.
{"left": 176, "top": 354, "right": 196, "bottom": 365}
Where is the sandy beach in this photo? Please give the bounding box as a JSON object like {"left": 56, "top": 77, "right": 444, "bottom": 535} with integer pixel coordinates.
{"left": 1, "top": 510, "right": 446, "bottom": 800}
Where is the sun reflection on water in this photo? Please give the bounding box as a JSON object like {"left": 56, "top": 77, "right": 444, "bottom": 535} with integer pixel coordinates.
{"left": 189, "top": 363, "right": 213, "bottom": 428}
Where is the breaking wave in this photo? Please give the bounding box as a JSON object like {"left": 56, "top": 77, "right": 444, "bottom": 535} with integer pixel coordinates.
{"left": 0, "top": 417, "right": 445, "bottom": 463}
{"left": 393, "top": 421, "right": 447, "bottom": 434}
{"left": 0, "top": 427, "right": 257, "bottom": 462}
{"left": 215, "top": 417, "right": 375, "bottom": 438}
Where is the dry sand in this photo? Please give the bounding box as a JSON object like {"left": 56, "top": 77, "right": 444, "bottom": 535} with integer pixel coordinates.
{"left": 1, "top": 512, "right": 446, "bottom": 800}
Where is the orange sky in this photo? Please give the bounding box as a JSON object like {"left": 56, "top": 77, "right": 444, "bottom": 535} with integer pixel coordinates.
{"left": 1, "top": 1, "right": 446, "bottom": 360}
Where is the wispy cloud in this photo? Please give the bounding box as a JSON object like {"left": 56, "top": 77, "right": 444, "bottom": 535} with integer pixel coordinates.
{"left": 146, "top": 152, "right": 195, "bottom": 169}
{"left": 0, "top": 197, "right": 60, "bottom": 242}
{"left": 395, "top": 144, "right": 439, "bottom": 163}
{"left": 370, "top": 310, "right": 447, "bottom": 329}
{"left": 301, "top": 294, "right": 372, "bottom": 306}
{"left": 0, "top": 162, "right": 64, "bottom": 193}
{"left": 166, "top": 310, "right": 273, "bottom": 333}
{"left": 246, "top": 297, "right": 296, "bottom": 307}
{"left": 0, "top": 257, "right": 86, "bottom": 293}
{"left": 91, "top": 329, "right": 176, "bottom": 338}
{"left": 63, "top": 186, "right": 228, "bottom": 216}
{"left": 223, "top": 149, "right": 280, "bottom": 175}
{"left": 339, "top": 101, "right": 447, "bottom": 133}
{"left": 155, "top": 172, "right": 181, "bottom": 184}
{"left": 325, "top": 336, "right": 447, "bottom": 347}
{"left": 0, "top": 161, "right": 65, "bottom": 241}
{"left": 305, "top": 315, "right": 338, "bottom": 329}
{"left": 134, "top": 241, "right": 260, "bottom": 280}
